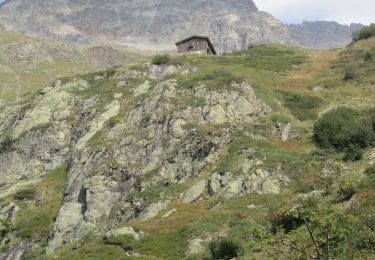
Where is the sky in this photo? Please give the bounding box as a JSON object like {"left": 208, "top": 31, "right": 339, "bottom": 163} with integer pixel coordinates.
{"left": 255, "top": 0, "right": 375, "bottom": 25}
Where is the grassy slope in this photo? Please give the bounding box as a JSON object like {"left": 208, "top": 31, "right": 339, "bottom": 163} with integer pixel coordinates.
{"left": 0, "top": 165, "right": 68, "bottom": 256}
{"left": 0, "top": 30, "right": 90, "bottom": 104}
{"left": 3, "top": 39, "right": 374, "bottom": 259}
{"left": 0, "top": 29, "right": 145, "bottom": 106}
{"left": 53, "top": 41, "right": 374, "bottom": 259}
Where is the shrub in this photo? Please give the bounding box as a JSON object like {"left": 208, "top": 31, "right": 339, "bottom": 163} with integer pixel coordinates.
{"left": 364, "top": 52, "right": 373, "bottom": 61}
{"left": 343, "top": 66, "right": 357, "bottom": 81}
{"left": 353, "top": 24, "right": 375, "bottom": 42}
{"left": 270, "top": 209, "right": 304, "bottom": 233}
{"left": 313, "top": 107, "right": 375, "bottom": 150}
{"left": 343, "top": 144, "right": 363, "bottom": 162}
{"left": 358, "top": 166, "right": 375, "bottom": 191}
{"left": 0, "top": 221, "right": 10, "bottom": 240}
{"left": 209, "top": 238, "right": 242, "bottom": 260}
{"left": 151, "top": 54, "right": 170, "bottom": 65}
{"left": 0, "top": 134, "right": 13, "bottom": 153}
{"left": 13, "top": 188, "right": 37, "bottom": 201}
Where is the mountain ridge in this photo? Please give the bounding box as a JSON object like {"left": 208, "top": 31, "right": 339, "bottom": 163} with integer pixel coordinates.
{"left": 0, "top": 0, "right": 366, "bottom": 50}
{"left": 287, "top": 21, "right": 364, "bottom": 49}
{"left": 0, "top": 0, "right": 294, "bottom": 52}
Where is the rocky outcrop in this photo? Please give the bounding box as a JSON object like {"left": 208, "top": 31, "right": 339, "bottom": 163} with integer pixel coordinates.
{"left": 0, "top": 63, "right": 273, "bottom": 254}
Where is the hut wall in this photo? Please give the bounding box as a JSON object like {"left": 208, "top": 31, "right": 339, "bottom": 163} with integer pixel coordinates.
{"left": 177, "top": 38, "right": 210, "bottom": 53}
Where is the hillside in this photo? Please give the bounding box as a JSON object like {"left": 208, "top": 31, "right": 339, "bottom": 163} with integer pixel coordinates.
{"left": 0, "top": 27, "right": 144, "bottom": 106}
{"left": 0, "top": 34, "right": 374, "bottom": 259}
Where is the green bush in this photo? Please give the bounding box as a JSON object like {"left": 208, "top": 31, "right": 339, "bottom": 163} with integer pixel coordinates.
{"left": 209, "top": 238, "right": 242, "bottom": 260}
{"left": 151, "top": 54, "right": 170, "bottom": 65}
{"left": 358, "top": 166, "right": 375, "bottom": 190}
{"left": 270, "top": 209, "right": 304, "bottom": 233}
{"left": 0, "top": 134, "right": 13, "bottom": 153}
{"left": 343, "top": 66, "right": 357, "bottom": 81}
{"left": 343, "top": 144, "right": 363, "bottom": 161}
{"left": 13, "top": 188, "right": 37, "bottom": 201}
{"left": 353, "top": 24, "right": 375, "bottom": 42}
{"left": 364, "top": 52, "right": 373, "bottom": 61}
{"left": 313, "top": 107, "right": 375, "bottom": 150}
{"left": 0, "top": 221, "right": 10, "bottom": 240}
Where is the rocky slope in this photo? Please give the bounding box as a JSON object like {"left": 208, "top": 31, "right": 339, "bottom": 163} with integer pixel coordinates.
{"left": 0, "top": 40, "right": 374, "bottom": 258}
{"left": 0, "top": 62, "right": 275, "bottom": 254}
{"left": 0, "top": 0, "right": 295, "bottom": 52}
{"left": 287, "top": 21, "right": 364, "bottom": 49}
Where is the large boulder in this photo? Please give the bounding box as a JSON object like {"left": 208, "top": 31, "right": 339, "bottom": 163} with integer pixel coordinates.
{"left": 182, "top": 180, "right": 206, "bottom": 204}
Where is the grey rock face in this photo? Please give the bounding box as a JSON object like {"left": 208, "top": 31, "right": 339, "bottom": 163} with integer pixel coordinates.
{"left": 287, "top": 21, "right": 364, "bottom": 49}
{"left": 0, "top": 0, "right": 295, "bottom": 52}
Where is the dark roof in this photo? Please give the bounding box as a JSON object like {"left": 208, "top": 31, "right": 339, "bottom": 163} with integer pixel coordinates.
{"left": 175, "top": 35, "right": 217, "bottom": 55}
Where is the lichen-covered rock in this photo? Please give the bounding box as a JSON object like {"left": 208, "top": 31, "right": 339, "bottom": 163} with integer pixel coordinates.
{"left": 186, "top": 238, "right": 205, "bottom": 256}
{"left": 75, "top": 100, "right": 120, "bottom": 150}
{"left": 281, "top": 123, "right": 292, "bottom": 142}
{"left": 208, "top": 172, "right": 232, "bottom": 195}
{"left": 133, "top": 80, "right": 151, "bottom": 97}
{"left": 182, "top": 180, "right": 206, "bottom": 204}
{"left": 105, "top": 226, "right": 143, "bottom": 240}
{"left": 148, "top": 64, "right": 179, "bottom": 81}
{"left": 139, "top": 201, "right": 170, "bottom": 222}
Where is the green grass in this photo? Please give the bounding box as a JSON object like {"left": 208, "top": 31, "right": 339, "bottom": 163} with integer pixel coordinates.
{"left": 330, "top": 39, "right": 375, "bottom": 84}
{"left": 271, "top": 114, "right": 292, "bottom": 124}
{"left": 13, "top": 165, "right": 68, "bottom": 240}
{"left": 276, "top": 91, "right": 324, "bottom": 121}
{"left": 216, "top": 129, "right": 303, "bottom": 174}
{"left": 173, "top": 44, "right": 307, "bottom": 93}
